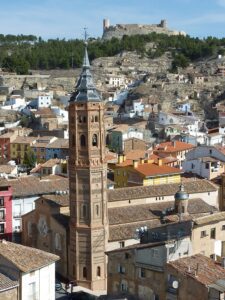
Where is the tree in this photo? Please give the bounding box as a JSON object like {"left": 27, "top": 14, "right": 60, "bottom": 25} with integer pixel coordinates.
{"left": 23, "top": 149, "right": 36, "bottom": 169}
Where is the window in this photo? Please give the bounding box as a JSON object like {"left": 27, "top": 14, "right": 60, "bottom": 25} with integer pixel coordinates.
{"left": 92, "top": 134, "right": 98, "bottom": 147}
{"left": 95, "top": 205, "right": 99, "bottom": 217}
{"left": 222, "top": 225, "right": 225, "bottom": 230}
{"left": 97, "top": 266, "right": 101, "bottom": 277}
{"left": 83, "top": 267, "right": 87, "bottom": 279}
{"left": 82, "top": 205, "right": 87, "bottom": 218}
{"left": 210, "top": 228, "right": 216, "bottom": 239}
{"left": 191, "top": 163, "right": 195, "bottom": 169}
{"left": 0, "top": 224, "right": 4, "bottom": 233}
{"left": 125, "top": 253, "right": 129, "bottom": 259}
{"left": 209, "top": 149, "right": 212, "bottom": 155}
{"left": 201, "top": 230, "right": 207, "bottom": 238}
{"left": 80, "top": 135, "right": 86, "bottom": 147}
{"left": 121, "top": 281, "right": 128, "bottom": 292}
{"left": 72, "top": 134, "right": 75, "bottom": 147}
{"left": 119, "top": 241, "right": 125, "bottom": 248}
{"left": 139, "top": 268, "right": 146, "bottom": 278}
{"left": 95, "top": 116, "right": 98, "bottom": 122}
{"left": 28, "top": 282, "right": 36, "bottom": 300}
{"left": 118, "top": 264, "right": 125, "bottom": 274}
{"left": 0, "top": 198, "right": 4, "bottom": 206}
{"left": 55, "top": 233, "right": 61, "bottom": 250}
{"left": 205, "top": 163, "right": 209, "bottom": 169}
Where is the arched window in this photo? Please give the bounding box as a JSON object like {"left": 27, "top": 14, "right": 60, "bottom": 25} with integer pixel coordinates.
{"left": 80, "top": 135, "right": 86, "bottom": 147}
{"left": 83, "top": 267, "right": 87, "bottom": 279}
{"left": 79, "top": 115, "right": 82, "bottom": 123}
{"left": 97, "top": 266, "right": 101, "bottom": 277}
{"left": 95, "top": 116, "right": 98, "bottom": 122}
{"left": 92, "top": 134, "right": 98, "bottom": 147}
{"left": 72, "top": 134, "right": 75, "bottom": 147}
{"left": 83, "top": 116, "right": 86, "bottom": 123}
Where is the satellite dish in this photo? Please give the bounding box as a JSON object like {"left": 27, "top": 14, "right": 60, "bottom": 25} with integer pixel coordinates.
{"left": 172, "top": 280, "right": 179, "bottom": 289}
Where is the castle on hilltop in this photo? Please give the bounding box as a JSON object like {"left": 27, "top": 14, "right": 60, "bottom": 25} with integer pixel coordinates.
{"left": 102, "top": 18, "right": 186, "bottom": 40}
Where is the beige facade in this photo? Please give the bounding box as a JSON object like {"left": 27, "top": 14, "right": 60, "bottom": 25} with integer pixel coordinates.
{"left": 22, "top": 196, "right": 69, "bottom": 279}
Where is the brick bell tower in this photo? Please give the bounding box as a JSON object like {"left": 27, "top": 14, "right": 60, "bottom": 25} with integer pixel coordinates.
{"left": 68, "top": 41, "right": 108, "bottom": 291}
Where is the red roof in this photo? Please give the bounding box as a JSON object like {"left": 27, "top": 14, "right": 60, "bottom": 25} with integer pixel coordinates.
{"left": 154, "top": 141, "right": 194, "bottom": 153}
{"left": 135, "top": 162, "right": 182, "bottom": 177}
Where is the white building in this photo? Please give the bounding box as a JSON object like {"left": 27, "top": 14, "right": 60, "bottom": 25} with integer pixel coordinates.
{"left": 37, "top": 94, "right": 52, "bottom": 109}
{"left": 0, "top": 240, "right": 59, "bottom": 300}
{"left": 3, "top": 95, "right": 26, "bottom": 110}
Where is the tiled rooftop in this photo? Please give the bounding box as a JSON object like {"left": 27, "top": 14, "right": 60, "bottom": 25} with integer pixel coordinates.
{"left": 134, "top": 162, "right": 182, "bottom": 177}
{"left": 168, "top": 254, "right": 225, "bottom": 286}
{"left": 0, "top": 165, "right": 16, "bottom": 174}
{"left": 41, "top": 158, "right": 61, "bottom": 168}
{"left": 0, "top": 240, "right": 59, "bottom": 273}
{"left": 46, "top": 138, "right": 69, "bottom": 149}
{"left": 154, "top": 141, "right": 194, "bottom": 153}
{"left": 0, "top": 272, "right": 18, "bottom": 291}
{"left": 0, "top": 176, "right": 68, "bottom": 197}
{"left": 108, "top": 179, "right": 217, "bottom": 202}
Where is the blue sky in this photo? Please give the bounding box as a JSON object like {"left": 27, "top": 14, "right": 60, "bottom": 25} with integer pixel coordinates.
{"left": 1, "top": 0, "right": 225, "bottom": 39}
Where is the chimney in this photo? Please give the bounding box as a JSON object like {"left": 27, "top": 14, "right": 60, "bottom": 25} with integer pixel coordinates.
{"left": 133, "top": 160, "right": 139, "bottom": 168}
{"left": 157, "top": 158, "right": 163, "bottom": 166}
{"left": 118, "top": 155, "right": 124, "bottom": 164}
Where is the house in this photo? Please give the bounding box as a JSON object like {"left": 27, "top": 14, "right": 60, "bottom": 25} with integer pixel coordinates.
{"left": 154, "top": 141, "right": 194, "bottom": 168}
{"left": 22, "top": 194, "right": 69, "bottom": 279}
{"left": 40, "top": 159, "right": 63, "bottom": 176}
{"left": 166, "top": 254, "right": 225, "bottom": 300}
{"left": 0, "top": 184, "right": 12, "bottom": 241}
{"left": 31, "top": 136, "right": 57, "bottom": 163}
{"left": 183, "top": 156, "right": 225, "bottom": 180}
{"left": 10, "top": 136, "right": 37, "bottom": 165}
{"left": 190, "top": 73, "right": 205, "bottom": 84}
{"left": 114, "top": 156, "right": 182, "bottom": 187}
{"left": 2, "top": 95, "right": 26, "bottom": 110}
{"left": 0, "top": 164, "right": 17, "bottom": 177}
{"left": 37, "top": 93, "right": 52, "bottom": 109}
{"left": 0, "top": 132, "right": 17, "bottom": 163}
{"left": 109, "top": 125, "right": 144, "bottom": 153}
{"left": 45, "top": 138, "right": 69, "bottom": 160}
{"left": 33, "top": 108, "right": 59, "bottom": 131}
{"left": 0, "top": 240, "right": 59, "bottom": 300}
{"left": 0, "top": 175, "right": 69, "bottom": 241}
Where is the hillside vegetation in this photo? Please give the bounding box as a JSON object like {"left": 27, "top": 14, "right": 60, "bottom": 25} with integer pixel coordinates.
{"left": 0, "top": 33, "right": 225, "bottom": 74}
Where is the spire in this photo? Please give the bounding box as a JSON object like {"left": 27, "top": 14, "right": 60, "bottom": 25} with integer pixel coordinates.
{"left": 70, "top": 29, "right": 101, "bottom": 103}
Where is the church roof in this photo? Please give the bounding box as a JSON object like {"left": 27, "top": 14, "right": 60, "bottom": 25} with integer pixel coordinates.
{"left": 70, "top": 46, "right": 102, "bottom": 103}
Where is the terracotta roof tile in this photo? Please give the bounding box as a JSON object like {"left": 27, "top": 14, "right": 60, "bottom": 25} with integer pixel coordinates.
{"left": 134, "top": 163, "right": 182, "bottom": 177}
{"left": 108, "top": 179, "right": 217, "bottom": 202}
{"left": 0, "top": 176, "right": 68, "bottom": 197}
{"left": 154, "top": 141, "right": 194, "bottom": 153}
{"left": 168, "top": 254, "right": 225, "bottom": 286}
{"left": 0, "top": 241, "right": 59, "bottom": 273}
{"left": 46, "top": 138, "right": 69, "bottom": 149}
{"left": 41, "top": 158, "right": 61, "bottom": 168}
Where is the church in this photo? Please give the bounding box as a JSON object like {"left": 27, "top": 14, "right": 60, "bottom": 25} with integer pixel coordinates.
{"left": 22, "top": 44, "right": 220, "bottom": 293}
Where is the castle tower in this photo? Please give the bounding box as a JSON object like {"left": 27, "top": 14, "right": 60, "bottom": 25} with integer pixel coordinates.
{"left": 174, "top": 184, "right": 189, "bottom": 219}
{"left": 68, "top": 43, "right": 108, "bottom": 291}
{"left": 103, "top": 18, "right": 110, "bottom": 31}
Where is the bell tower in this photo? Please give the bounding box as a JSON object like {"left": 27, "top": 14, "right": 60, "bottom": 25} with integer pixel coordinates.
{"left": 68, "top": 42, "right": 108, "bottom": 291}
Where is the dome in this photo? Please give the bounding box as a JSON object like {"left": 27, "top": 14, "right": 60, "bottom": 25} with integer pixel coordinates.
{"left": 174, "top": 184, "right": 189, "bottom": 201}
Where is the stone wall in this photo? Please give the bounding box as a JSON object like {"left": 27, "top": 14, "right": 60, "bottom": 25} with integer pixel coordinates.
{"left": 102, "top": 21, "right": 186, "bottom": 40}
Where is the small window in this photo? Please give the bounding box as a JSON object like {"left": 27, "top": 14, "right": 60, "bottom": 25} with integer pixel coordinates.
{"left": 72, "top": 134, "right": 75, "bottom": 147}
{"left": 209, "top": 149, "right": 212, "bottom": 155}
{"left": 152, "top": 249, "right": 159, "bottom": 258}
{"left": 83, "top": 267, "right": 87, "bottom": 279}
{"left": 0, "top": 198, "right": 4, "bottom": 206}
{"left": 119, "top": 241, "right": 125, "bottom": 248}
{"left": 201, "top": 230, "right": 207, "bottom": 238}
{"left": 139, "top": 268, "right": 146, "bottom": 278}
{"left": 97, "top": 266, "right": 101, "bottom": 277}
{"left": 222, "top": 225, "right": 225, "bottom": 230}
{"left": 210, "top": 228, "right": 216, "bottom": 239}
{"left": 95, "top": 116, "right": 98, "bottom": 122}
{"left": 118, "top": 264, "right": 125, "bottom": 274}
{"left": 80, "top": 135, "right": 86, "bottom": 147}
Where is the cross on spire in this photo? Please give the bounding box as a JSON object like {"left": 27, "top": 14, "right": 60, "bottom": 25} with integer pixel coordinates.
{"left": 84, "top": 27, "right": 88, "bottom": 45}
